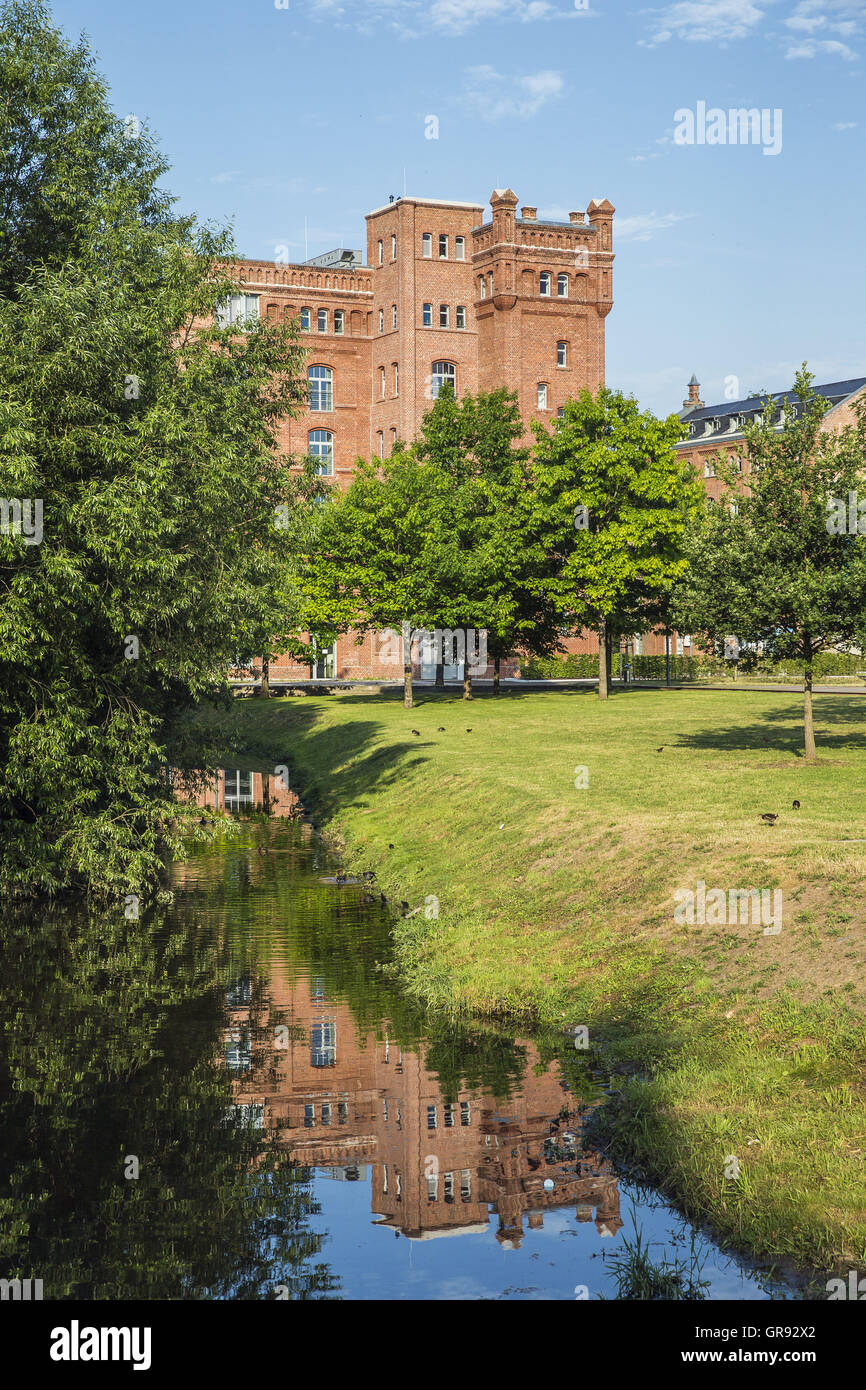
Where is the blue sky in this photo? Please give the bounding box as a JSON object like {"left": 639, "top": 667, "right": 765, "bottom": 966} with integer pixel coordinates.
{"left": 56, "top": 0, "right": 865, "bottom": 415}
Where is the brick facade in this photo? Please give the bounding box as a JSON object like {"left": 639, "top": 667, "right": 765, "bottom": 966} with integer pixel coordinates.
{"left": 226, "top": 187, "right": 615, "bottom": 681}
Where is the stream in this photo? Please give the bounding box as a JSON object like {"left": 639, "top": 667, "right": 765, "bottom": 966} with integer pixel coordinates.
{"left": 0, "top": 772, "right": 796, "bottom": 1301}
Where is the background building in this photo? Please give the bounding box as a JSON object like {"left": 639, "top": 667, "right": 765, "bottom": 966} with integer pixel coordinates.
{"left": 225, "top": 187, "right": 615, "bottom": 682}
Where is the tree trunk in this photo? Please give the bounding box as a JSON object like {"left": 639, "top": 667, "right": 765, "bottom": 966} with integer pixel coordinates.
{"left": 435, "top": 660, "right": 445, "bottom": 688}
{"left": 463, "top": 668, "right": 472, "bottom": 700}
{"left": 402, "top": 622, "right": 413, "bottom": 708}
{"left": 804, "top": 660, "right": 817, "bottom": 762}
{"left": 606, "top": 628, "right": 614, "bottom": 689}
{"left": 493, "top": 655, "right": 501, "bottom": 695}
{"left": 262, "top": 772, "right": 271, "bottom": 816}
{"left": 258, "top": 655, "right": 270, "bottom": 698}
{"left": 598, "top": 619, "right": 609, "bottom": 700}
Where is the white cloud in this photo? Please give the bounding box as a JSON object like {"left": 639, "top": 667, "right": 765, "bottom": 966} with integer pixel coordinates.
{"left": 785, "top": 36, "right": 857, "bottom": 55}
{"left": 460, "top": 65, "right": 564, "bottom": 121}
{"left": 835, "top": 119, "right": 858, "bottom": 128}
{"left": 784, "top": 1, "right": 865, "bottom": 48}
{"left": 615, "top": 211, "right": 695, "bottom": 242}
{"left": 640, "top": 0, "right": 767, "bottom": 46}
{"left": 210, "top": 171, "right": 241, "bottom": 184}
{"left": 306, "top": 0, "right": 568, "bottom": 35}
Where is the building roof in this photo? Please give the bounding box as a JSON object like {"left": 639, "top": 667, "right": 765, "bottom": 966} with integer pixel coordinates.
{"left": 675, "top": 376, "right": 866, "bottom": 446}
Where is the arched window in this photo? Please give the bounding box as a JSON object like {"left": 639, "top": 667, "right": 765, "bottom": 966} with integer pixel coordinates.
{"left": 539, "top": 272, "right": 551, "bottom": 296}
{"left": 308, "top": 365, "right": 333, "bottom": 412}
{"left": 309, "top": 429, "right": 334, "bottom": 476}
{"left": 379, "top": 308, "right": 384, "bottom": 333}
{"left": 557, "top": 340, "right": 568, "bottom": 367}
{"left": 557, "top": 273, "right": 569, "bottom": 297}
{"left": 317, "top": 309, "right": 328, "bottom": 332}
{"left": 392, "top": 304, "right": 398, "bottom": 329}
{"left": 300, "top": 307, "right": 311, "bottom": 331}
{"left": 431, "top": 361, "right": 456, "bottom": 399}
{"left": 479, "top": 277, "right": 487, "bottom": 300}
{"left": 537, "top": 382, "right": 549, "bottom": 409}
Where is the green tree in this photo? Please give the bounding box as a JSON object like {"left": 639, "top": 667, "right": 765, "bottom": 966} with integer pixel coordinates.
{"left": 302, "top": 449, "right": 435, "bottom": 708}
{"left": 530, "top": 387, "right": 701, "bottom": 699}
{"left": 674, "top": 367, "right": 866, "bottom": 761}
{"left": 414, "top": 385, "right": 561, "bottom": 698}
{"left": 0, "top": 1, "right": 310, "bottom": 896}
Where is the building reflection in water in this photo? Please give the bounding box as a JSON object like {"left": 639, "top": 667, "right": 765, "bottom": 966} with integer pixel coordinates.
{"left": 224, "top": 968, "right": 623, "bottom": 1249}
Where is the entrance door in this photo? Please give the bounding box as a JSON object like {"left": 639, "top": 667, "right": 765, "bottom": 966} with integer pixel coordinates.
{"left": 311, "top": 641, "right": 337, "bottom": 679}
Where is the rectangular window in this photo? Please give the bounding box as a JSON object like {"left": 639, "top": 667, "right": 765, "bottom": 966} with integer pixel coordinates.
{"left": 333, "top": 310, "right": 345, "bottom": 335}
{"left": 300, "top": 307, "right": 311, "bottom": 331}
{"left": 304, "top": 1103, "right": 315, "bottom": 1128}
{"left": 338, "top": 1101, "right": 349, "bottom": 1124}
{"left": 377, "top": 430, "right": 384, "bottom": 458}
{"left": 460, "top": 1101, "right": 471, "bottom": 1126}
{"left": 224, "top": 770, "right": 253, "bottom": 809}
{"left": 379, "top": 308, "right": 384, "bottom": 333}
{"left": 380, "top": 366, "right": 386, "bottom": 398}
{"left": 537, "top": 382, "right": 549, "bottom": 409}
{"left": 392, "top": 304, "right": 397, "bottom": 329}
{"left": 310, "top": 1019, "right": 336, "bottom": 1067}
{"left": 378, "top": 239, "right": 383, "bottom": 265}
{"left": 439, "top": 304, "right": 450, "bottom": 328}
{"left": 456, "top": 305, "right": 466, "bottom": 329}
{"left": 393, "top": 363, "right": 399, "bottom": 395}
{"left": 557, "top": 273, "right": 569, "bottom": 297}
{"left": 216, "top": 293, "right": 260, "bottom": 328}
{"left": 422, "top": 233, "right": 432, "bottom": 258}
{"left": 444, "top": 1172, "right": 455, "bottom": 1203}
{"left": 439, "top": 234, "right": 448, "bottom": 258}
{"left": 321, "top": 1103, "right": 331, "bottom": 1126}
{"left": 557, "top": 341, "right": 567, "bottom": 367}
{"left": 461, "top": 1169, "right": 471, "bottom": 1201}
{"left": 540, "top": 272, "right": 551, "bottom": 296}
{"left": 427, "top": 1105, "right": 437, "bottom": 1130}
{"left": 444, "top": 1104, "right": 455, "bottom": 1128}
{"left": 391, "top": 233, "right": 397, "bottom": 259}
{"left": 423, "top": 302, "right": 433, "bottom": 326}
{"left": 488, "top": 273, "right": 493, "bottom": 296}
{"left": 455, "top": 235, "right": 465, "bottom": 260}
{"left": 480, "top": 277, "right": 486, "bottom": 299}
{"left": 317, "top": 309, "right": 327, "bottom": 333}
{"left": 427, "top": 1175, "right": 438, "bottom": 1202}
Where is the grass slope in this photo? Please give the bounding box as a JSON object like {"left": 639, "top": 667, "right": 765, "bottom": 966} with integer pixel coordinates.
{"left": 203, "top": 686, "right": 866, "bottom": 1280}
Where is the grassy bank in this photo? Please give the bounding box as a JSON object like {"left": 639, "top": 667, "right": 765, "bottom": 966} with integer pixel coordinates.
{"left": 202, "top": 686, "right": 866, "bottom": 1280}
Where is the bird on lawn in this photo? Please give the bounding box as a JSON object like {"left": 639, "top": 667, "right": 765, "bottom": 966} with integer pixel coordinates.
{"left": 792, "top": 800, "right": 801, "bottom": 809}
{"left": 437, "top": 726, "right": 445, "bottom": 732}
{"left": 411, "top": 729, "right": 420, "bottom": 736}
{"left": 388, "top": 843, "right": 394, "bottom": 850}
{"left": 465, "top": 728, "right": 472, "bottom": 733}
{"left": 655, "top": 746, "right": 664, "bottom": 753}
{"left": 760, "top": 812, "right": 778, "bottom": 824}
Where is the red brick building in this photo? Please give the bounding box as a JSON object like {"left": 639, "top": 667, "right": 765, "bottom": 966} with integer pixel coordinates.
{"left": 224, "top": 187, "right": 615, "bottom": 681}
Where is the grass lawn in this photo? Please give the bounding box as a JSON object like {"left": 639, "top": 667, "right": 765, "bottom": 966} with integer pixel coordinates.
{"left": 200, "top": 685, "right": 866, "bottom": 1282}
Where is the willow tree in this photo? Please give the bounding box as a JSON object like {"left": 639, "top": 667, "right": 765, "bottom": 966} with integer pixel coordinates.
{"left": 0, "top": 0, "right": 309, "bottom": 896}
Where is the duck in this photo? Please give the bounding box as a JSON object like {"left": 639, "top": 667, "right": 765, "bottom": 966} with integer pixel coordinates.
{"left": 792, "top": 799, "right": 801, "bottom": 809}
{"left": 760, "top": 812, "right": 778, "bottom": 824}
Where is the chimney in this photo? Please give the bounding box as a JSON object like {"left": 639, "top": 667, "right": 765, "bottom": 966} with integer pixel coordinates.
{"left": 569, "top": 211, "right": 584, "bottom": 224}
{"left": 521, "top": 206, "right": 537, "bottom": 220}
{"left": 682, "top": 374, "right": 704, "bottom": 410}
